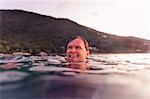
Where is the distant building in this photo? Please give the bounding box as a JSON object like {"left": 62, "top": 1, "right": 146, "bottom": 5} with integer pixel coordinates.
{"left": 89, "top": 47, "right": 99, "bottom": 53}
{"left": 12, "top": 52, "right": 31, "bottom": 56}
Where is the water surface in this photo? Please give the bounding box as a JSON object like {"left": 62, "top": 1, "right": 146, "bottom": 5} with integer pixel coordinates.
{"left": 0, "top": 53, "right": 150, "bottom": 99}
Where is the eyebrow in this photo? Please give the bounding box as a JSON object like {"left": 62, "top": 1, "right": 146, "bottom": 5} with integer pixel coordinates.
{"left": 67, "top": 45, "right": 82, "bottom": 48}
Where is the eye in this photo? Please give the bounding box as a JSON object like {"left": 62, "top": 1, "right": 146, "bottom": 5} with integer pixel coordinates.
{"left": 76, "top": 46, "right": 81, "bottom": 49}
{"left": 67, "top": 46, "right": 72, "bottom": 49}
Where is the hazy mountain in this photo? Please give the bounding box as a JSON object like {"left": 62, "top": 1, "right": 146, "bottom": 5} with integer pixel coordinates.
{"left": 0, "top": 9, "right": 150, "bottom": 54}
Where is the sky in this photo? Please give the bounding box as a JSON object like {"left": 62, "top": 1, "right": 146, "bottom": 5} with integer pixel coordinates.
{"left": 0, "top": 0, "right": 150, "bottom": 40}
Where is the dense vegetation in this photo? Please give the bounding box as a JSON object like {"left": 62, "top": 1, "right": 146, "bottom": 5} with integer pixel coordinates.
{"left": 0, "top": 10, "right": 150, "bottom": 54}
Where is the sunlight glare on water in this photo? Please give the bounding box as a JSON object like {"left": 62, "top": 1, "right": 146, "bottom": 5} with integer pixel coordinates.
{"left": 89, "top": 53, "right": 150, "bottom": 65}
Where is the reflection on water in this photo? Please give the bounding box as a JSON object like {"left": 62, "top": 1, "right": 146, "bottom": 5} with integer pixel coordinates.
{"left": 0, "top": 53, "right": 150, "bottom": 99}
{"left": 89, "top": 53, "right": 150, "bottom": 65}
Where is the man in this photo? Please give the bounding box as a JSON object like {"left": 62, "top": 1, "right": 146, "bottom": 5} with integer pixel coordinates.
{"left": 66, "top": 36, "right": 90, "bottom": 70}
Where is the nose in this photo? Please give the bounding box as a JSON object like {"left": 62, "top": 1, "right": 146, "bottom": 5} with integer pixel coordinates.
{"left": 71, "top": 47, "right": 76, "bottom": 52}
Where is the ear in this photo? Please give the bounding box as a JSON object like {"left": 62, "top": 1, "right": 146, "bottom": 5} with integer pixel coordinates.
{"left": 87, "top": 51, "right": 90, "bottom": 56}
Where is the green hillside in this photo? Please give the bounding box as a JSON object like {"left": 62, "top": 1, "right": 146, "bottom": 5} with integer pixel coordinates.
{"left": 0, "top": 9, "right": 150, "bottom": 54}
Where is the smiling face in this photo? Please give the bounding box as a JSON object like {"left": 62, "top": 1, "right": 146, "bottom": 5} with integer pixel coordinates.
{"left": 66, "top": 37, "right": 89, "bottom": 63}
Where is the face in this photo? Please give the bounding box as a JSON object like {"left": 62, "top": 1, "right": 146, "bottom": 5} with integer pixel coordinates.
{"left": 66, "top": 38, "right": 89, "bottom": 62}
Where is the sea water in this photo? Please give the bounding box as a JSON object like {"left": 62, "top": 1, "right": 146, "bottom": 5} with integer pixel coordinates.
{"left": 0, "top": 53, "right": 150, "bottom": 99}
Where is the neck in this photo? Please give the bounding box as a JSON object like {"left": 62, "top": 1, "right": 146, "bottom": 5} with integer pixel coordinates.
{"left": 67, "top": 62, "right": 87, "bottom": 71}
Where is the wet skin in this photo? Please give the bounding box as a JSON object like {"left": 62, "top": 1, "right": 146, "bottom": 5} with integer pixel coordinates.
{"left": 66, "top": 38, "right": 89, "bottom": 70}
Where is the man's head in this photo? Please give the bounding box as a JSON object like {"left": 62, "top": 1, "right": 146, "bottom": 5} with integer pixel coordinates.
{"left": 66, "top": 36, "right": 90, "bottom": 63}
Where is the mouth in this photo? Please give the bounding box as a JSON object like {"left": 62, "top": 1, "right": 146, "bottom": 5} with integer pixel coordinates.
{"left": 69, "top": 54, "right": 79, "bottom": 58}
{"left": 66, "top": 53, "right": 80, "bottom": 62}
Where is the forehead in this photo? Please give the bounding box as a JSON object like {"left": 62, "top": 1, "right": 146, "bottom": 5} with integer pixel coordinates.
{"left": 68, "top": 38, "right": 84, "bottom": 46}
